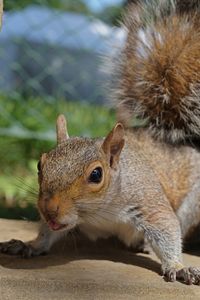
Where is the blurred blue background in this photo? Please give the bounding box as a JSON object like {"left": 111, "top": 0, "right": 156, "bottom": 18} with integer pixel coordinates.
{"left": 84, "top": 0, "right": 123, "bottom": 12}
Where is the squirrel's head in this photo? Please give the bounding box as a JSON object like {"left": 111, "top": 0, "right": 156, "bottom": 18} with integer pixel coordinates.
{"left": 37, "top": 114, "right": 125, "bottom": 232}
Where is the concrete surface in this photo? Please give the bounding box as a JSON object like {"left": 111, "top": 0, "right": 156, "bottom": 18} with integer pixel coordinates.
{"left": 0, "top": 218, "right": 200, "bottom": 300}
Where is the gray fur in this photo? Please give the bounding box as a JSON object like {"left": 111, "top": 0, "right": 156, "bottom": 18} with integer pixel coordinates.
{"left": 1, "top": 127, "right": 200, "bottom": 283}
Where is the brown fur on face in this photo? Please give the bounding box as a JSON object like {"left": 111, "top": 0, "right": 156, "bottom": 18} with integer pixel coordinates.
{"left": 37, "top": 142, "right": 112, "bottom": 225}
{"left": 37, "top": 123, "right": 125, "bottom": 228}
{"left": 39, "top": 137, "right": 103, "bottom": 193}
{"left": 38, "top": 156, "right": 110, "bottom": 222}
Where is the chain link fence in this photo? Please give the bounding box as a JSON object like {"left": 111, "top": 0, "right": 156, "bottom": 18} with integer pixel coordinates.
{"left": 0, "top": 0, "right": 125, "bottom": 103}
{"left": 0, "top": 0, "right": 128, "bottom": 143}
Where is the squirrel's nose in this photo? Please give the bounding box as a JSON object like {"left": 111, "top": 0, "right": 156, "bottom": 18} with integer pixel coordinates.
{"left": 45, "top": 207, "right": 59, "bottom": 221}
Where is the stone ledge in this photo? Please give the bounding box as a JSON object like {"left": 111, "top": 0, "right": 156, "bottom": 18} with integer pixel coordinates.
{"left": 0, "top": 218, "right": 200, "bottom": 300}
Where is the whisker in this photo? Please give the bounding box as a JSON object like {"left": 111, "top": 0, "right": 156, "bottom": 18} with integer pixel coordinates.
{"left": 79, "top": 209, "right": 117, "bottom": 225}
{"left": 77, "top": 205, "right": 118, "bottom": 217}
{"left": 76, "top": 200, "right": 141, "bottom": 224}
{"left": 69, "top": 230, "right": 78, "bottom": 255}
{"left": 21, "top": 197, "right": 38, "bottom": 203}
{"left": 75, "top": 201, "right": 123, "bottom": 209}
{"left": 82, "top": 208, "right": 118, "bottom": 219}
{"left": 15, "top": 187, "right": 38, "bottom": 198}
{"left": 60, "top": 231, "right": 69, "bottom": 253}
{"left": 14, "top": 182, "right": 38, "bottom": 196}
{"left": 15, "top": 177, "right": 38, "bottom": 193}
{"left": 84, "top": 213, "right": 113, "bottom": 227}
{"left": 76, "top": 201, "right": 124, "bottom": 213}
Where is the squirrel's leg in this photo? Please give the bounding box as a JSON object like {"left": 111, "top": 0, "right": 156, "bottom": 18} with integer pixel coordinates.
{"left": 127, "top": 207, "right": 200, "bottom": 284}
{"left": 0, "top": 221, "right": 66, "bottom": 258}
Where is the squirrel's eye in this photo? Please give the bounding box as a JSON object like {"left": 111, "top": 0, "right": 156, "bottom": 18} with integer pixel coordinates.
{"left": 88, "top": 167, "right": 102, "bottom": 183}
{"left": 37, "top": 161, "right": 41, "bottom": 172}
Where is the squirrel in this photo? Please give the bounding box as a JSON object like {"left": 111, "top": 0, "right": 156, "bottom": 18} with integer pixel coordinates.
{"left": 1, "top": 0, "right": 200, "bottom": 285}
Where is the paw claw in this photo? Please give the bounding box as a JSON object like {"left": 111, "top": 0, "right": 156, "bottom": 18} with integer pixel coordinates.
{"left": 169, "top": 269, "right": 176, "bottom": 282}
{"left": 188, "top": 267, "right": 200, "bottom": 285}
{"left": 164, "top": 266, "right": 200, "bottom": 285}
{"left": 0, "top": 239, "right": 35, "bottom": 258}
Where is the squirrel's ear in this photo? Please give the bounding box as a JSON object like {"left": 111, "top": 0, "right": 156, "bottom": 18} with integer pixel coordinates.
{"left": 102, "top": 123, "right": 125, "bottom": 169}
{"left": 56, "top": 114, "right": 69, "bottom": 145}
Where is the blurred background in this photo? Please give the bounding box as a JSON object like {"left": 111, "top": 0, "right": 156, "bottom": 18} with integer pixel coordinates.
{"left": 0, "top": 0, "right": 133, "bottom": 220}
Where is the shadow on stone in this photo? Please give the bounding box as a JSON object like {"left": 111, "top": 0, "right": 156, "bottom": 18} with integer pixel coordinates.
{"left": 0, "top": 233, "right": 161, "bottom": 275}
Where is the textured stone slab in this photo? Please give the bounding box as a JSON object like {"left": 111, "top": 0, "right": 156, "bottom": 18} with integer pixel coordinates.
{"left": 0, "top": 218, "right": 200, "bottom": 300}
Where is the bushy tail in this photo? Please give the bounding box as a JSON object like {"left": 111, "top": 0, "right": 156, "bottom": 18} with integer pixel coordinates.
{"left": 113, "top": 0, "right": 200, "bottom": 143}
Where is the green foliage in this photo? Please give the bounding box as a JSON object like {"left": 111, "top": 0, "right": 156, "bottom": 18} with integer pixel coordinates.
{"left": 97, "top": 5, "right": 123, "bottom": 26}
{"left": 0, "top": 203, "right": 39, "bottom": 221}
{"left": 0, "top": 94, "right": 115, "bottom": 220}
{"left": 5, "top": 0, "right": 124, "bottom": 25}
{"left": 4, "top": 0, "right": 91, "bottom": 14}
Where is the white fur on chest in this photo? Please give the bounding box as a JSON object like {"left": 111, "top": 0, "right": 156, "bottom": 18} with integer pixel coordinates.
{"left": 79, "top": 211, "right": 143, "bottom": 247}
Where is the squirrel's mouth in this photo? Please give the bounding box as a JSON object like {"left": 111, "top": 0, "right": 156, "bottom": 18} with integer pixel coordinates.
{"left": 48, "top": 220, "right": 67, "bottom": 231}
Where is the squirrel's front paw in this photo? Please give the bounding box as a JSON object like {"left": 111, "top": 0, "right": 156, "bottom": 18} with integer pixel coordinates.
{"left": 164, "top": 266, "right": 200, "bottom": 285}
{"left": 0, "top": 239, "right": 46, "bottom": 258}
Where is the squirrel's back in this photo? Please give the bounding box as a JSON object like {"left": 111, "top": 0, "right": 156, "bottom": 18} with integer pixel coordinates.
{"left": 112, "top": 0, "right": 200, "bottom": 143}
{"left": 123, "top": 128, "right": 200, "bottom": 210}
